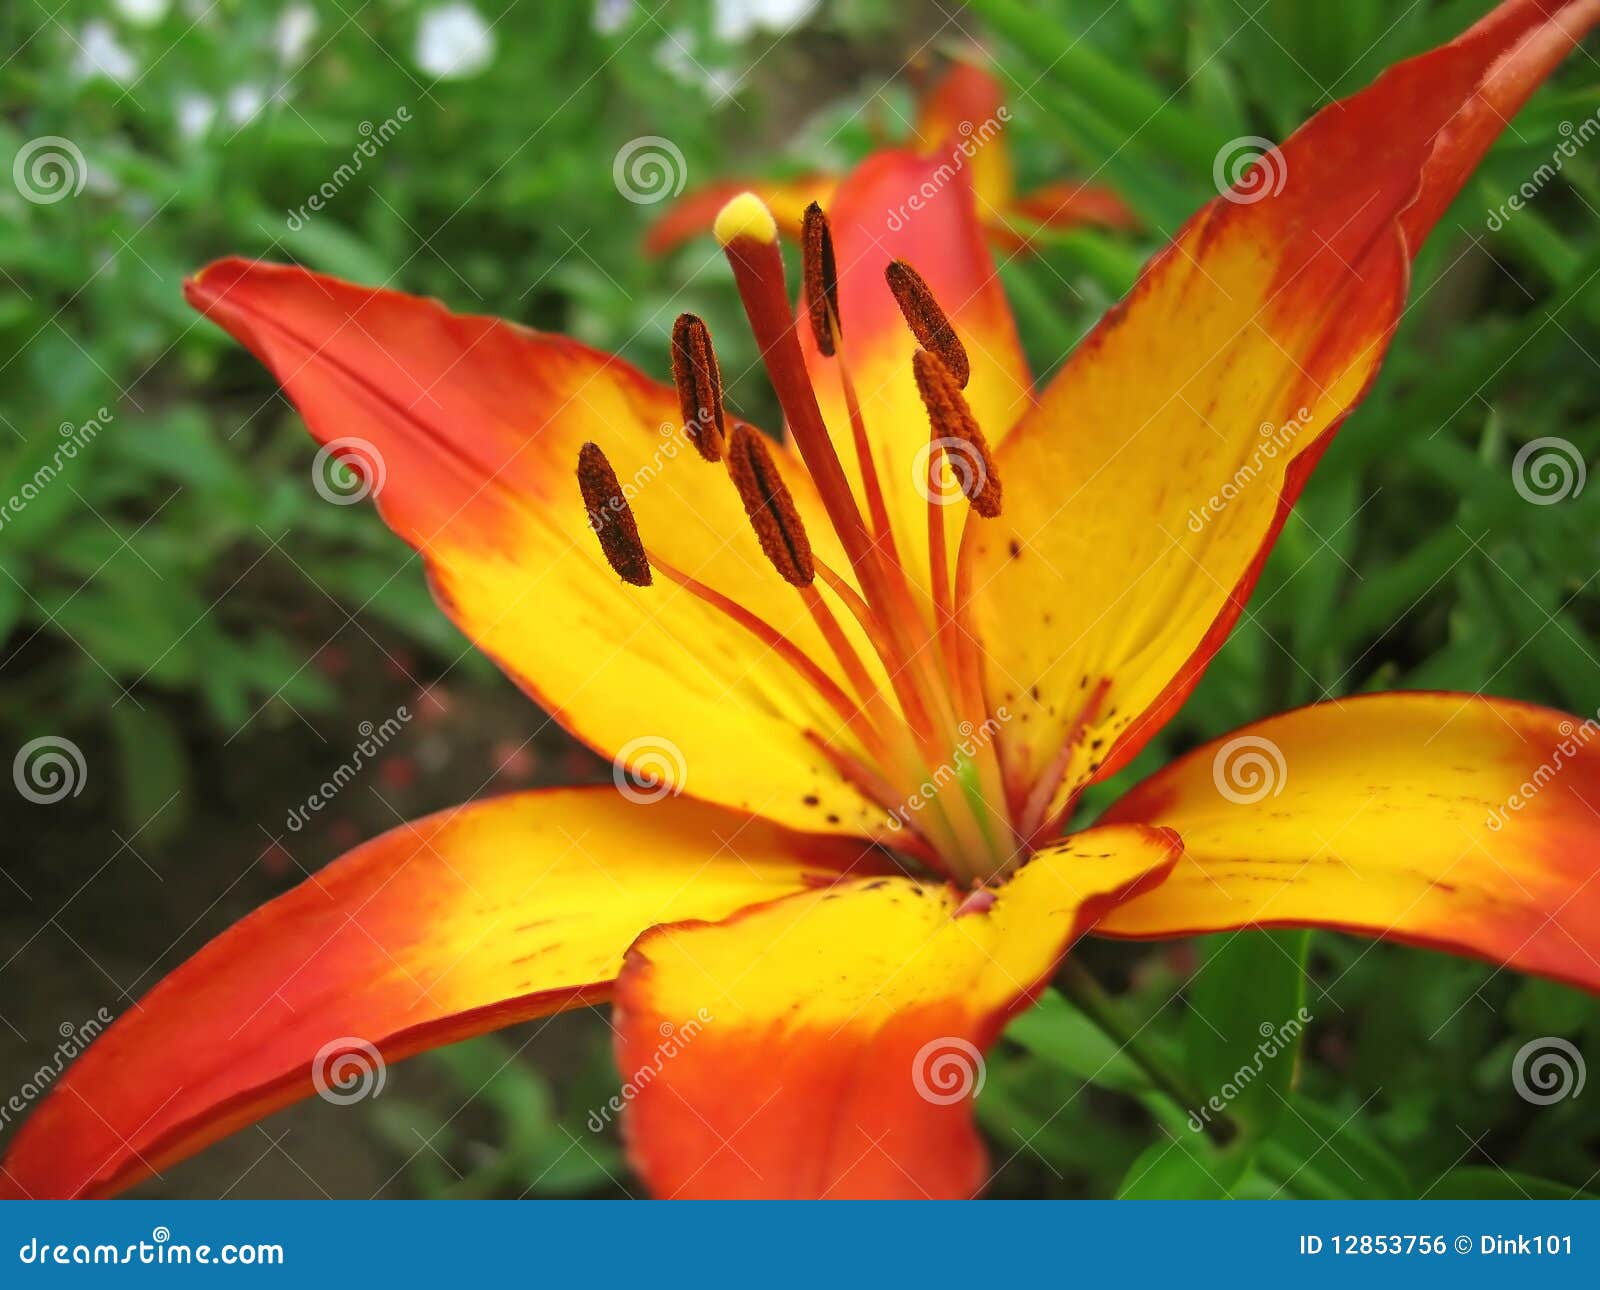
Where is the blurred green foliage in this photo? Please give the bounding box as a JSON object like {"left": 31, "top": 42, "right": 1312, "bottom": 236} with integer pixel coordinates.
{"left": 2, "top": 0, "right": 1597, "bottom": 1198}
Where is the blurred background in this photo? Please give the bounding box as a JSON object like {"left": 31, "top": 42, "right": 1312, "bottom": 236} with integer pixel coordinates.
{"left": 2, "top": 0, "right": 1597, "bottom": 1198}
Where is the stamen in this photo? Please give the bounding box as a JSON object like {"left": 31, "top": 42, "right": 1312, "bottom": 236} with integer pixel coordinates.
{"left": 886, "top": 260, "right": 970, "bottom": 387}
{"left": 576, "top": 442, "right": 651, "bottom": 586}
{"left": 801, "top": 202, "right": 840, "bottom": 356}
{"left": 669, "top": 313, "right": 726, "bottom": 462}
{"left": 726, "top": 424, "right": 813, "bottom": 587}
{"left": 912, "top": 349, "right": 1002, "bottom": 518}
{"left": 713, "top": 192, "right": 878, "bottom": 584}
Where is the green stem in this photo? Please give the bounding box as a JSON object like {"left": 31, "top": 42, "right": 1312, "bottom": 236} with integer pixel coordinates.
{"left": 1055, "top": 959, "right": 1238, "bottom": 1147}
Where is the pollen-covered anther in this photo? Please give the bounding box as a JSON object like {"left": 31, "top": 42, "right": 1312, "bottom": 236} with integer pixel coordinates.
{"left": 576, "top": 441, "right": 652, "bottom": 587}
{"left": 726, "top": 424, "right": 815, "bottom": 586}
{"left": 912, "top": 348, "right": 1002, "bottom": 518}
{"left": 801, "top": 202, "right": 840, "bottom": 356}
{"left": 670, "top": 313, "right": 726, "bottom": 461}
{"left": 886, "top": 259, "right": 970, "bottom": 387}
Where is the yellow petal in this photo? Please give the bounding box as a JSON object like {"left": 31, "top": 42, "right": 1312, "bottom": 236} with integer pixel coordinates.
{"left": 1099, "top": 693, "right": 1600, "bottom": 992}
{"left": 186, "top": 258, "right": 892, "bottom": 839}
{"left": 967, "top": 0, "right": 1600, "bottom": 824}
{"left": 613, "top": 823, "right": 1178, "bottom": 1197}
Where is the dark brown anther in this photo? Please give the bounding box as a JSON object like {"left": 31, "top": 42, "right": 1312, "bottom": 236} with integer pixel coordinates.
{"left": 576, "top": 442, "right": 652, "bottom": 586}
{"left": 911, "top": 349, "right": 1002, "bottom": 518}
{"left": 726, "top": 424, "right": 814, "bottom": 586}
{"left": 669, "top": 313, "right": 726, "bottom": 461}
{"left": 802, "top": 202, "right": 840, "bottom": 357}
{"left": 886, "top": 260, "right": 969, "bottom": 388}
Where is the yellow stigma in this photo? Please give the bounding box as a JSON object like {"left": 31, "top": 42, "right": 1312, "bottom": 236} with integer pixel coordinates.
{"left": 714, "top": 191, "right": 778, "bottom": 247}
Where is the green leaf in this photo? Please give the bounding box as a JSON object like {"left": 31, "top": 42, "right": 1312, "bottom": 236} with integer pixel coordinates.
{"left": 1508, "top": 976, "right": 1594, "bottom": 1036}
{"left": 1118, "top": 1134, "right": 1251, "bottom": 1198}
{"left": 107, "top": 704, "right": 190, "bottom": 848}
{"left": 1182, "top": 931, "right": 1310, "bottom": 1138}
{"left": 1257, "top": 1097, "right": 1413, "bottom": 1199}
{"left": 1426, "top": 1166, "right": 1597, "bottom": 1200}
{"left": 967, "top": 0, "right": 1221, "bottom": 177}
{"left": 1005, "top": 988, "right": 1152, "bottom": 1095}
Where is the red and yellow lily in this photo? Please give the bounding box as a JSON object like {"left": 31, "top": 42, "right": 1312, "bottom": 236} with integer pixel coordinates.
{"left": 5, "top": 0, "right": 1600, "bottom": 1201}
{"left": 643, "top": 54, "right": 1136, "bottom": 256}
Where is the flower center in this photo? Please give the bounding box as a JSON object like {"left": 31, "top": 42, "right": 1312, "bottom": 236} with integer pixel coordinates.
{"left": 578, "top": 193, "right": 1072, "bottom": 887}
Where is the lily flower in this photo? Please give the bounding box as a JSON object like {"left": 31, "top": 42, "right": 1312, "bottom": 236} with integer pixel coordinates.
{"left": 642, "top": 54, "right": 1136, "bottom": 256}
{"left": 6, "top": 0, "right": 1600, "bottom": 1202}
